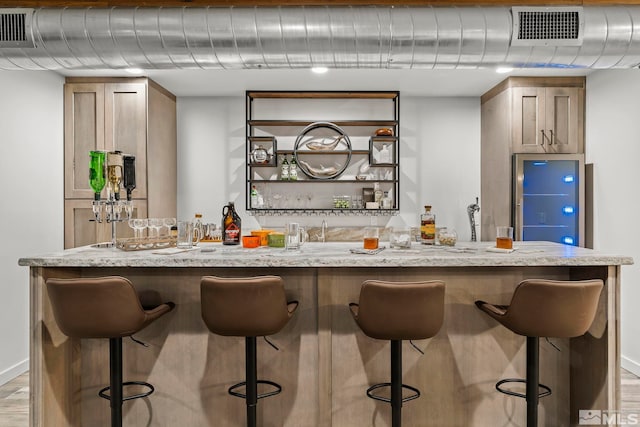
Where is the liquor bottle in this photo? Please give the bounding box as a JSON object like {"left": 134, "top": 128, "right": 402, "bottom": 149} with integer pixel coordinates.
{"left": 250, "top": 185, "right": 259, "bottom": 208}
{"left": 289, "top": 156, "right": 298, "bottom": 181}
{"left": 280, "top": 155, "right": 290, "bottom": 180}
{"left": 381, "top": 191, "right": 392, "bottom": 209}
{"left": 106, "top": 151, "right": 123, "bottom": 200}
{"left": 373, "top": 182, "right": 383, "bottom": 207}
{"left": 123, "top": 155, "right": 136, "bottom": 201}
{"left": 379, "top": 144, "right": 391, "bottom": 164}
{"left": 89, "top": 150, "right": 106, "bottom": 200}
{"left": 222, "top": 202, "right": 241, "bottom": 245}
{"left": 421, "top": 205, "right": 436, "bottom": 245}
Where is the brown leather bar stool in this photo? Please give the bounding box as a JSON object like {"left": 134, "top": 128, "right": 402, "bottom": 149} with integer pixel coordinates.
{"left": 349, "top": 280, "right": 445, "bottom": 427}
{"left": 45, "top": 276, "right": 175, "bottom": 427}
{"left": 475, "top": 278, "right": 603, "bottom": 427}
{"left": 200, "top": 275, "right": 298, "bottom": 427}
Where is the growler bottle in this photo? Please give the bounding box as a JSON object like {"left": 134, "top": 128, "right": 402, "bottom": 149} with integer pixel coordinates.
{"left": 222, "top": 202, "right": 242, "bottom": 245}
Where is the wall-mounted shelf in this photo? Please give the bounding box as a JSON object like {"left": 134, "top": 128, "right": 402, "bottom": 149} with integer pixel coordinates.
{"left": 247, "top": 209, "right": 399, "bottom": 217}
{"left": 246, "top": 90, "right": 400, "bottom": 214}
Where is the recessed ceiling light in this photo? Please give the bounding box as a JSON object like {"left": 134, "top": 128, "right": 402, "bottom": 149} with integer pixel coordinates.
{"left": 496, "top": 67, "right": 514, "bottom": 74}
{"left": 125, "top": 68, "right": 144, "bottom": 75}
{"left": 311, "top": 67, "right": 328, "bottom": 74}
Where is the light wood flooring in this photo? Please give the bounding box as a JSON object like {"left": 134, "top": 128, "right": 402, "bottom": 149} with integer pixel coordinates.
{"left": 0, "top": 370, "right": 639, "bottom": 426}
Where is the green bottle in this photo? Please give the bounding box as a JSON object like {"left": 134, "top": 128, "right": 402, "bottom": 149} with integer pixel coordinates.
{"left": 289, "top": 156, "right": 298, "bottom": 181}
{"left": 281, "top": 155, "right": 290, "bottom": 180}
{"left": 89, "top": 150, "right": 106, "bottom": 200}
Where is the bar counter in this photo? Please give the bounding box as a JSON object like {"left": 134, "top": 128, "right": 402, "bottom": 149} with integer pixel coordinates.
{"left": 19, "top": 242, "right": 632, "bottom": 427}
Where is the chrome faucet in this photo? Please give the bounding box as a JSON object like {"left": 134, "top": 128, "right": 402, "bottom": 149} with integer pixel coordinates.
{"left": 320, "top": 219, "right": 327, "bottom": 243}
{"left": 467, "top": 197, "right": 480, "bottom": 242}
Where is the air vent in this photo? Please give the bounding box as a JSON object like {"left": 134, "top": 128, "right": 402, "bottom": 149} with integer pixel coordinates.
{"left": 511, "top": 7, "right": 583, "bottom": 46}
{"left": 0, "top": 9, "right": 34, "bottom": 48}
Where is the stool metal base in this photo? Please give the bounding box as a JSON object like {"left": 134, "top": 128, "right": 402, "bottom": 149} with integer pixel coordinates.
{"left": 363, "top": 340, "right": 421, "bottom": 427}
{"left": 366, "top": 382, "right": 421, "bottom": 404}
{"left": 99, "top": 381, "right": 155, "bottom": 402}
{"left": 493, "top": 336, "right": 551, "bottom": 427}
{"left": 495, "top": 378, "right": 551, "bottom": 400}
{"left": 230, "top": 336, "right": 283, "bottom": 427}
{"left": 96, "top": 337, "right": 157, "bottom": 427}
{"left": 229, "top": 380, "right": 282, "bottom": 400}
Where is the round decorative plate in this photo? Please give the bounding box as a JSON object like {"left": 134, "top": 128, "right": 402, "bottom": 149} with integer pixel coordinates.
{"left": 293, "top": 122, "right": 352, "bottom": 180}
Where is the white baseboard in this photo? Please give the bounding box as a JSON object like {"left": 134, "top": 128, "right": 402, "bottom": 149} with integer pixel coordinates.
{"left": 622, "top": 355, "right": 640, "bottom": 377}
{"left": 0, "top": 359, "right": 29, "bottom": 387}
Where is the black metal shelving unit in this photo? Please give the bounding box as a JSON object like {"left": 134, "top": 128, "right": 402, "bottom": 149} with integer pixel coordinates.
{"left": 246, "top": 90, "right": 400, "bottom": 215}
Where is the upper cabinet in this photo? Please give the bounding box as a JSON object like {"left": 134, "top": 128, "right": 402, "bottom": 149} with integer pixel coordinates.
{"left": 64, "top": 81, "right": 147, "bottom": 199}
{"left": 512, "top": 85, "right": 583, "bottom": 154}
{"left": 482, "top": 76, "right": 585, "bottom": 155}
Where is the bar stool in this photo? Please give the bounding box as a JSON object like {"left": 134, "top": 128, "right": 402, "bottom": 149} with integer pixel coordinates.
{"left": 45, "top": 276, "right": 175, "bottom": 427}
{"left": 349, "top": 280, "right": 445, "bottom": 427}
{"left": 200, "top": 275, "right": 298, "bottom": 427}
{"left": 475, "top": 278, "right": 603, "bottom": 427}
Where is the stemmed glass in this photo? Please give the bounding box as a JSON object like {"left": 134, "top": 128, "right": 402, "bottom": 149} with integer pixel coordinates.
{"left": 148, "top": 218, "right": 163, "bottom": 239}
{"left": 163, "top": 218, "right": 176, "bottom": 237}
{"left": 128, "top": 218, "right": 148, "bottom": 239}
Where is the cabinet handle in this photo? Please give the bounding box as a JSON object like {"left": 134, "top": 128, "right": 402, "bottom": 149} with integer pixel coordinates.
{"left": 540, "top": 129, "right": 546, "bottom": 145}
{"left": 549, "top": 129, "right": 554, "bottom": 145}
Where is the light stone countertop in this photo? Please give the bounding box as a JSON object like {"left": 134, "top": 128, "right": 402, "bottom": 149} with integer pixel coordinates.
{"left": 18, "top": 241, "right": 633, "bottom": 268}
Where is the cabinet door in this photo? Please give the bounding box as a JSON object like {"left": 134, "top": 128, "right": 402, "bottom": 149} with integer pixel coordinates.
{"left": 105, "top": 83, "right": 148, "bottom": 198}
{"left": 512, "top": 87, "right": 546, "bottom": 153}
{"left": 64, "top": 83, "right": 105, "bottom": 198}
{"left": 545, "top": 87, "right": 581, "bottom": 154}
{"left": 64, "top": 199, "right": 148, "bottom": 249}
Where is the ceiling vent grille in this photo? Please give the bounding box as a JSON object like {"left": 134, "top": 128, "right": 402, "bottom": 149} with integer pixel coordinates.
{"left": 0, "top": 9, "right": 34, "bottom": 48}
{"left": 511, "top": 7, "right": 583, "bottom": 46}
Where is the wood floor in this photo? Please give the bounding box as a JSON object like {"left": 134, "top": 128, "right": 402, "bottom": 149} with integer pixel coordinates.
{"left": 1, "top": 370, "right": 639, "bottom": 426}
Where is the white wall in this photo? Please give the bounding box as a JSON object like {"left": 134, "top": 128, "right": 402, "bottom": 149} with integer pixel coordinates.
{"left": 177, "top": 96, "right": 481, "bottom": 239}
{"left": 0, "top": 71, "right": 64, "bottom": 385}
{"left": 586, "top": 70, "right": 640, "bottom": 376}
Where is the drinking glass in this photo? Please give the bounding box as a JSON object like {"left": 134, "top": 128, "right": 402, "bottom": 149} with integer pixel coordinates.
{"left": 163, "top": 218, "right": 176, "bottom": 237}
{"left": 285, "top": 223, "right": 306, "bottom": 250}
{"left": 363, "top": 227, "right": 379, "bottom": 250}
{"left": 132, "top": 218, "right": 148, "bottom": 239}
{"left": 496, "top": 226, "right": 514, "bottom": 249}
{"left": 148, "top": 218, "right": 163, "bottom": 239}
{"left": 177, "top": 221, "right": 197, "bottom": 248}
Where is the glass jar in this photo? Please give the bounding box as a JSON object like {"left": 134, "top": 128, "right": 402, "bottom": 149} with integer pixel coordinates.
{"left": 251, "top": 145, "right": 269, "bottom": 164}
{"left": 437, "top": 227, "right": 457, "bottom": 246}
{"left": 333, "top": 195, "right": 351, "bottom": 209}
{"left": 389, "top": 227, "right": 412, "bottom": 249}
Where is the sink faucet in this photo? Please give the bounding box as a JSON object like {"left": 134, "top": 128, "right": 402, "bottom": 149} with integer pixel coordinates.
{"left": 320, "top": 219, "right": 327, "bottom": 243}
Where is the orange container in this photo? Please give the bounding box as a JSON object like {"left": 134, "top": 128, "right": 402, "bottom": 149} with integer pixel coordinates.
{"left": 242, "top": 235, "right": 260, "bottom": 248}
{"left": 251, "top": 229, "right": 273, "bottom": 246}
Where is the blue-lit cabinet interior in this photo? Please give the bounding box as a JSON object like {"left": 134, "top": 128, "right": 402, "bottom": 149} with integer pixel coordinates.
{"left": 513, "top": 154, "right": 585, "bottom": 246}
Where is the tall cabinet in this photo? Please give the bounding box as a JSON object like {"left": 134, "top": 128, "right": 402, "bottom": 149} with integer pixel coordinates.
{"left": 480, "top": 76, "right": 585, "bottom": 241}
{"left": 64, "top": 77, "right": 177, "bottom": 248}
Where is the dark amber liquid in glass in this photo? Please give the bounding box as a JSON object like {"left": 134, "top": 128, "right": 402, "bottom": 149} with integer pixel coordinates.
{"left": 363, "top": 237, "right": 379, "bottom": 250}
{"left": 496, "top": 237, "right": 513, "bottom": 249}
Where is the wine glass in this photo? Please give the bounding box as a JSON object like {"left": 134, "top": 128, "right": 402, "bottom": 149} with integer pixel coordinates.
{"left": 148, "top": 218, "right": 163, "bottom": 239}
{"left": 163, "top": 217, "right": 176, "bottom": 237}
{"left": 129, "top": 218, "right": 148, "bottom": 239}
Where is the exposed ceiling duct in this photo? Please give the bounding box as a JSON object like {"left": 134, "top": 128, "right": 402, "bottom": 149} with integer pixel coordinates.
{"left": 1, "top": 5, "right": 640, "bottom": 71}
